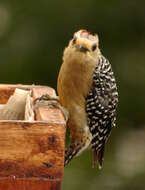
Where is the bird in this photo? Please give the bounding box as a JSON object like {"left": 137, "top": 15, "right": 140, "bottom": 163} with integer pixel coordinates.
{"left": 57, "top": 29, "right": 118, "bottom": 169}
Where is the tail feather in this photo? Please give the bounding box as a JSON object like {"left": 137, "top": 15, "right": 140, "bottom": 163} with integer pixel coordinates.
{"left": 92, "top": 142, "right": 105, "bottom": 169}
{"left": 92, "top": 149, "right": 97, "bottom": 168}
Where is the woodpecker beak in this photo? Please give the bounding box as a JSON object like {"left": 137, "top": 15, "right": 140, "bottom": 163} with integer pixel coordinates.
{"left": 75, "top": 44, "right": 89, "bottom": 53}
{"left": 75, "top": 39, "right": 90, "bottom": 53}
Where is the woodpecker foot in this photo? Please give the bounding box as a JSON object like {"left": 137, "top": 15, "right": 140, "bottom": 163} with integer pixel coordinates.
{"left": 34, "top": 94, "right": 69, "bottom": 122}
{"left": 35, "top": 94, "right": 59, "bottom": 102}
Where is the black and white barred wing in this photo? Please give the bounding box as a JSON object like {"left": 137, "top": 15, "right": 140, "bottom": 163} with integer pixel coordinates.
{"left": 86, "top": 56, "right": 118, "bottom": 168}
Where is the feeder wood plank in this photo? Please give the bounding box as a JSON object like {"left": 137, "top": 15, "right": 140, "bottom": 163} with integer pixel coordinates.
{"left": 0, "top": 84, "right": 66, "bottom": 190}
{"left": 0, "top": 122, "right": 65, "bottom": 179}
{"left": 0, "top": 179, "right": 61, "bottom": 190}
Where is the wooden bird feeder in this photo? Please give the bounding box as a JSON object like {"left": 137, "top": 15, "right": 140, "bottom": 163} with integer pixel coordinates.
{"left": 0, "top": 84, "right": 66, "bottom": 190}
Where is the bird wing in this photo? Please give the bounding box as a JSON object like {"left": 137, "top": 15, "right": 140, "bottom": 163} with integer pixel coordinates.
{"left": 86, "top": 55, "right": 118, "bottom": 168}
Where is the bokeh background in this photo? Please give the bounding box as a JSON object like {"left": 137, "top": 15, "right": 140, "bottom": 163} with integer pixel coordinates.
{"left": 0, "top": 0, "right": 145, "bottom": 189}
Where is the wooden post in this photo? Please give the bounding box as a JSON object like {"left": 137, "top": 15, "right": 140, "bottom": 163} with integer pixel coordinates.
{"left": 0, "top": 84, "right": 66, "bottom": 190}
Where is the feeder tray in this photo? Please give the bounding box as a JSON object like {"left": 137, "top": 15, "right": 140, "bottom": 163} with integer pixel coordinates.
{"left": 0, "top": 84, "right": 66, "bottom": 190}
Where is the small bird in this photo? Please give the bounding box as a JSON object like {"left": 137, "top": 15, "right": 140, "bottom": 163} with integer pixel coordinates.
{"left": 57, "top": 29, "right": 118, "bottom": 168}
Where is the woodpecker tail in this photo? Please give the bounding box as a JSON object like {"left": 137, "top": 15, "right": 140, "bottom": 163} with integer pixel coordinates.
{"left": 92, "top": 142, "right": 105, "bottom": 169}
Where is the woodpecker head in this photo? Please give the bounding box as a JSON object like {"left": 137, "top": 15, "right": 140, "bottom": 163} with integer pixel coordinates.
{"left": 71, "top": 29, "right": 99, "bottom": 54}
{"left": 71, "top": 30, "right": 99, "bottom": 53}
{"left": 63, "top": 29, "right": 100, "bottom": 64}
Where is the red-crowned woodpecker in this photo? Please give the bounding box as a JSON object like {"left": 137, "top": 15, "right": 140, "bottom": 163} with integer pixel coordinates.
{"left": 57, "top": 29, "right": 118, "bottom": 168}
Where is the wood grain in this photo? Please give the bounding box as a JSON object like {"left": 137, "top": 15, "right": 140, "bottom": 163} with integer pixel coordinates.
{"left": 0, "top": 84, "right": 66, "bottom": 190}
{"left": 0, "top": 121, "right": 65, "bottom": 179}
{"left": 0, "top": 178, "right": 61, "bottom": 190}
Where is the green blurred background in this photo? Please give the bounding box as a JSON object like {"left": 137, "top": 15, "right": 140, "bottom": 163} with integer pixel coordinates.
{"left": 0, "top": 0, "right": 145, "bottom": 189}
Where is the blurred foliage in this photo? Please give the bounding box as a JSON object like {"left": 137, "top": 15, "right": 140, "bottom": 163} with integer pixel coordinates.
{"left": 0, "top": 0, "right": 145, "bottom": 189}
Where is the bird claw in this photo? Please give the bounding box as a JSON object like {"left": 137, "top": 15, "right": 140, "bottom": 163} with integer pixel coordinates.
{"left": 34, "top": 93, "right": 69, "bottom": 122}
{"left": 34, "top": 93, "right": 59, "bottom": 103}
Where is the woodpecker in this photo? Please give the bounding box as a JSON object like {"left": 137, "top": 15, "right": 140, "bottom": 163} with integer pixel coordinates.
{"left": 57, "top": 29, "right": 118, "bottom": 168}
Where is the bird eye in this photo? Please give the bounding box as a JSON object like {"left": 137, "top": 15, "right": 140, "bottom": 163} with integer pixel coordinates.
{"left": 72, "top": 37, "right": 77, "bottom": 44}
{"left": 92, "top": 44, "right": 97, "bottom": 51}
